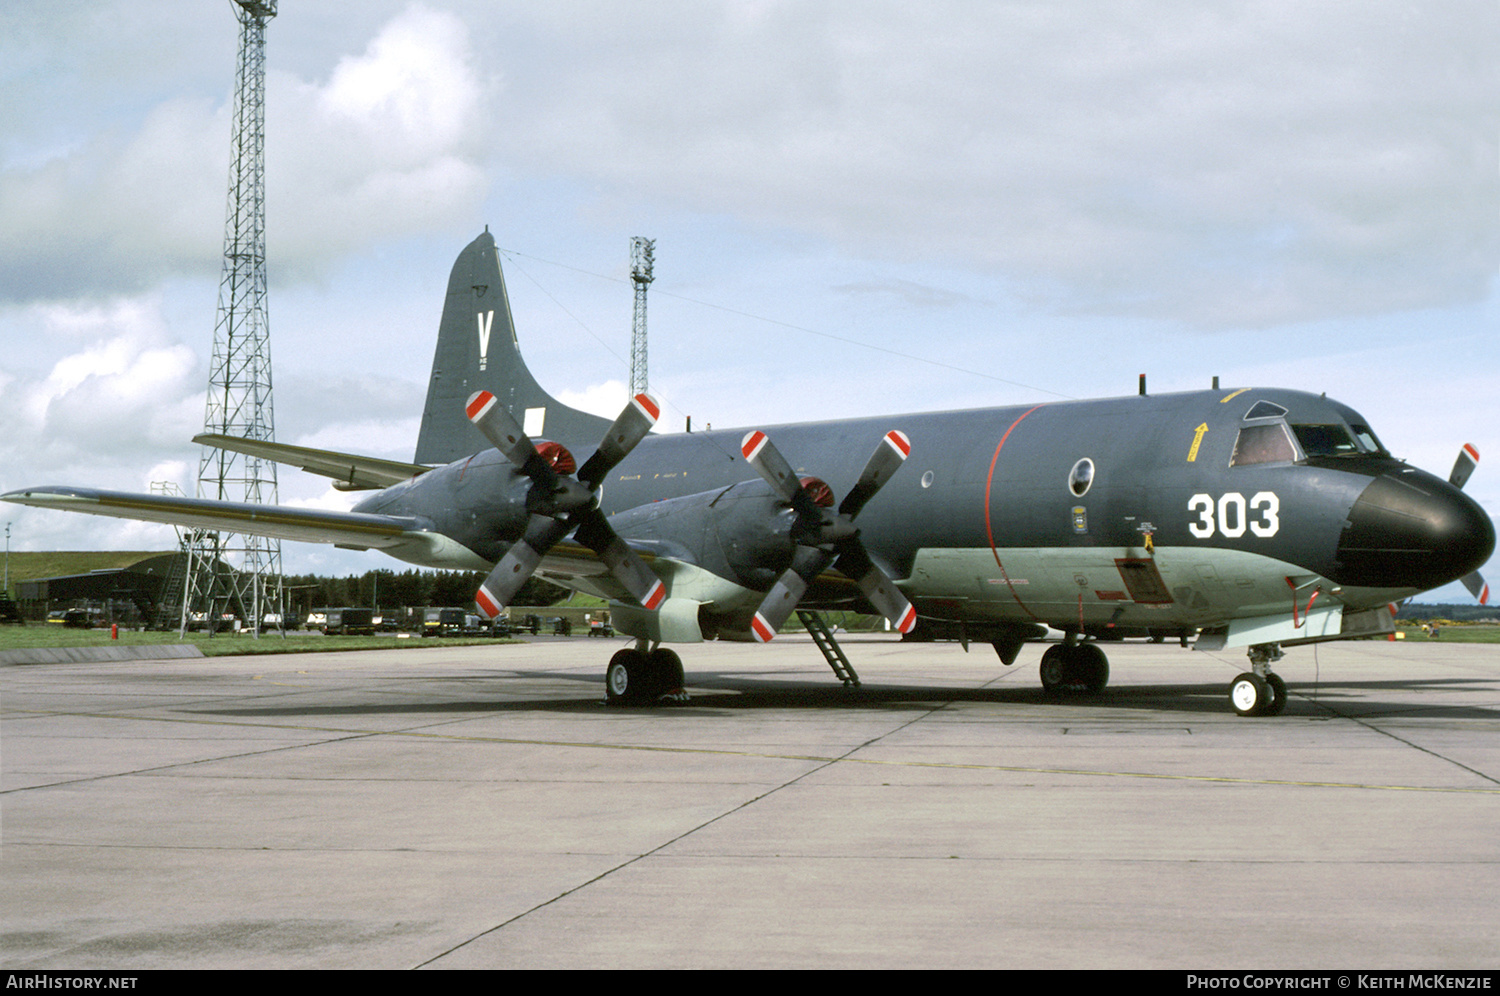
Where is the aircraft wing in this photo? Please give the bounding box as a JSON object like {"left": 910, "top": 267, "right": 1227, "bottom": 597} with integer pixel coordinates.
{"left": 193, "top": 434, "right": 432, "bottom": 491}
{"left": 0, "top": 486, "right": 471, "bottom": 567}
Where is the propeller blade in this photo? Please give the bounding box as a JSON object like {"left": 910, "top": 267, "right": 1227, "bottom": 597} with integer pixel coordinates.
{"left": 474, "top": 516, "right": 570, "bottom": 618}
{"left": 749, "top": 547, "right": 831, "bottom": 642}
{"left": 572, "top": 507, "right": 666, "bottom": 610}
{"left": 741, "top": 430, "right": 825, "bottom": 520}
{"left": 839, "top": 430, "right": 911, "bottom": 518}
{"left": 751, "top": 570, "right": 807, "bottom": 643}
{"left": 1461, "top": 571, "right": 1490, "bottom": 605}
{"left": 1450, "top": 444, "right": 1479, "bottom": 490}
{"left": 466, "top": 390, "right": 558, "bottom": 487}
{"left": 832, "top": 538, "right": 917, "bottom": 634}
{"left": 578, "top": 392, "right": 660, "bottom": 488}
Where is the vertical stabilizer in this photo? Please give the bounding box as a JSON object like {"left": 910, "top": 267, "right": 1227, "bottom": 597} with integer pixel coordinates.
{"left": 414, "top": 231, "right": 613, "bottom": 465}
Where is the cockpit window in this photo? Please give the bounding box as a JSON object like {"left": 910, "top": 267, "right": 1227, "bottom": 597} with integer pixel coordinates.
{"left": 1230, "top": 423, "right": 1298, "bottom": 467}
{"left": 1244, "top": 401, "right": 1289, "bottom": 420}
{"left": 1291, "top": 423, "right": 1359, "bottom": 457}
{"left": 1349, "top": 423, "right": 1386, "bottom": 456}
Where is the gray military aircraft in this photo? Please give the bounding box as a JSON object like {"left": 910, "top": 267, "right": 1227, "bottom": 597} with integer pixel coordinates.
{"left": 6, "top": 231, "right": 1494, "bottom": 715}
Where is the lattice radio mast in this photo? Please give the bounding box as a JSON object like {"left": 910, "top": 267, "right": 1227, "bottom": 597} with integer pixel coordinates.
{"left": 184, "top": 0, "right": 282, "bottom": 637}
{"left": 629, "top": 237, "right": 655, "bottom": 394}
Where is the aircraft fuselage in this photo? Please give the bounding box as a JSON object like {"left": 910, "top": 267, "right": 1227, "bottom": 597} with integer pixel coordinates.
{"left": 354, "top": 384, "right": 1492, "bottom": 650}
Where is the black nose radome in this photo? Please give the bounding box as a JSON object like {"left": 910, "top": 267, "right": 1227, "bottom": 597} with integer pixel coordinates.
{"left": 1334, "top": 469, "right": 1494, "bottom": 591}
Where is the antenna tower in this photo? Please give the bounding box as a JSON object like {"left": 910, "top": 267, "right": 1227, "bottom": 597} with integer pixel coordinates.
{"left": 184, "top": 0, "right": 282, "bottom": 637}
{"left": 629, "top": 237, "right": 655, "bottom": 394}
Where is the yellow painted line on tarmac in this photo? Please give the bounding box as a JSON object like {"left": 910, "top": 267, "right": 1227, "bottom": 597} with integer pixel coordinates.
{"left": 9, "top": 707, "right": 1500, "bottom": 796}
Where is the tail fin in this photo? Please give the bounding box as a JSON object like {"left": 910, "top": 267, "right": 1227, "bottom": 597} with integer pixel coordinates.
{"left": 414, "top": 230, "right": 613, "bottom": 465}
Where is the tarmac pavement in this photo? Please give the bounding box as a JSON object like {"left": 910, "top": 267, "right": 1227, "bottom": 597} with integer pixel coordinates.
{"left": 2, "top": 634, "right": 1498, "bottom": 969}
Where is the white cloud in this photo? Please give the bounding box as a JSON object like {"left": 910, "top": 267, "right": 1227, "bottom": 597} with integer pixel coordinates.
{"left": 489, "top": 1, "right": 1500, "bottom": 328}
{"left": 0, "top": 3, "right": 490, "bottom": 302}
{"left": 0, "top": 297, "right": 202, "bottom": 478}
{"left": 557, "top": 379, "right": 630, "bottom": 421}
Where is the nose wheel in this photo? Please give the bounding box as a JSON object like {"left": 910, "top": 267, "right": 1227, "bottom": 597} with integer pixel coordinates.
{"left": 1230, "top": 646, "right": 1288, "bottom": 716}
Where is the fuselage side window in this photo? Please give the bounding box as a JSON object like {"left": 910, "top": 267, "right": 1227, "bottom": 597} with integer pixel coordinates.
{"left": 1230, "top": 422, "right": 1298, "bottom": 467}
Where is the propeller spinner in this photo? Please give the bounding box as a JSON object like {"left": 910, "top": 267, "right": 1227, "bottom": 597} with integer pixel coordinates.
{"left": 740, "top": 428, "right": 917, "bottom": 641}
{"left": 467, "top": 390, "right": 666, "bottom": 618}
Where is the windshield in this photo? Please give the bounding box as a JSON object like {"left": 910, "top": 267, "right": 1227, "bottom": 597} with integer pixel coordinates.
{"left": 1290, "top": 423, "right": 1360, "bottom": 457}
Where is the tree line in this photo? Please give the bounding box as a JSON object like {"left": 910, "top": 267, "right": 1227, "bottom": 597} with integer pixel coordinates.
{"left": 280, "top": 569, "right": 568, "bottom": 615}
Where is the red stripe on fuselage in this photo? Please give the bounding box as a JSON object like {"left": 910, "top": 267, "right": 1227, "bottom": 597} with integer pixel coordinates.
{"left": 984, "top": 406, "right": 1046, "bottom": 622}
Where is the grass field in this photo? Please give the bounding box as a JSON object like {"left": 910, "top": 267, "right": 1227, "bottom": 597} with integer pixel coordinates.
{"left": 1394, "top": 623, "right": 1500, "bottom": 644}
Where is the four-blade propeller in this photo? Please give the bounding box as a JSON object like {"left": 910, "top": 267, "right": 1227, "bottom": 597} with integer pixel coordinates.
{"left": 467, "top": 390, "right": 666, "bottom": 618}
{"left": 740, "top": 428, "right": 917, "bottom": 641}
{"left": 1450, "top": 444, "right": 1489, "bottom": 605}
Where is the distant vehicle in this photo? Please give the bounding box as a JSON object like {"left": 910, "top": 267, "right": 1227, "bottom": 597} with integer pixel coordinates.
{"left": 588, "top": 619, "right": 614, "bottom": 638}
{"left": 0, "top": 598, "right": 23, "bottom": 625}
{"left": 322, "top": 607, "right": 374, "bottom": 636}
{"left": 421, "top": 607, "right": 468, "bottom": 637}
{"left": 46, "top": 608, "right": 95, "bottom": 628}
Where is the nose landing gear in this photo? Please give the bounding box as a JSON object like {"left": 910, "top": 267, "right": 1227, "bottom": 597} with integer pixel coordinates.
{"left": 1230, "top": 644, "right": 1287, "bottom": 716}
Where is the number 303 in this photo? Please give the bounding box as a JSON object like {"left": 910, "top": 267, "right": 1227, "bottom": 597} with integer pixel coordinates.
{"left": 1188, "top": 492, "right": 1279, "bottom": 539}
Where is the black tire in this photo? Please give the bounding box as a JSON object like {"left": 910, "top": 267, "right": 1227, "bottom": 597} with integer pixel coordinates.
{"left": 1229, "top": 672, "right": 1270, "bottom": 717}
{"left": 1039, "top": 645, "right": 1069, "bottom": 692}
{"left": 1262, "top": 672, "right": 1287, "bottom": 716}
{"left": 646, "top": 647, "right": 685, "bottom": 696}
{"left": 605, "top": 648, "right": 648, "bottom": 705}
{"left": 1075, "top": 642, "right": 1109, "bottom": 693}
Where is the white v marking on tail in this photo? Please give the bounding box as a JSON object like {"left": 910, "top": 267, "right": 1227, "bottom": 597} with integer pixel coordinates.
{"left": 477, "top": 310, "right": 494, "bottom": 371}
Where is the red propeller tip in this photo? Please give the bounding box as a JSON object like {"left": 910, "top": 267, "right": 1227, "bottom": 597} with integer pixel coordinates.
{"left": 885, "top": 430, "right": 911, "bottom": 458}
{"left": 741, "top": 430, "right": 768, "bottom": 462}
{"left": 475, "top": 586, "right": 502, "bottom": 619}
{"left": 750, "top": 613, "right": 776, "bottom": 643}
{"left": 466, "top": 391, "right": 497, "bottom": 422}
{"left": 896, "top": 604, "right": 917, "bottom": 634}
{"left": 633, "top": 393, "right": 661, "bottom": 422}
{"left": 643, "top": 580, "right": 666, "bottom": 611}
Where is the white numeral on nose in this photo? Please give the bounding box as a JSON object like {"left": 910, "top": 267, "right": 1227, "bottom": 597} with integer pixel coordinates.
{"left": 1189, "top": 492, "right": 1279, "bottom": 539}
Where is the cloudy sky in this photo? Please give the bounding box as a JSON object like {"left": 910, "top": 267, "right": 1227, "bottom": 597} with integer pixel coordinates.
{"left": 1, "top": 1, "right": 1495, "bottom": 599}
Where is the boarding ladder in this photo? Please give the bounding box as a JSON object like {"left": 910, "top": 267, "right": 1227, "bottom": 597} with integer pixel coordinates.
{"left": 797, "top": 610, "right": 861, "bottom": 687}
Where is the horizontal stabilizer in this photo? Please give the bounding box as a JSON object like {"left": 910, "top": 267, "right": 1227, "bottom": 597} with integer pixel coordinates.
{"left": 194, "top": 434, "right": 432, "bottom": 490}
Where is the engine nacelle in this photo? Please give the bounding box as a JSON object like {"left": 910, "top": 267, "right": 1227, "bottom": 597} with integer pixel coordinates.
{"left": 609, "top": 479, "right": 803, "bottom": 591}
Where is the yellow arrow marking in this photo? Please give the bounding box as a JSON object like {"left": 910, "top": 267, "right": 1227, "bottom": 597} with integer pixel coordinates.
{"left": 1187, "top": 423, "right": 1208, "bottom": 462}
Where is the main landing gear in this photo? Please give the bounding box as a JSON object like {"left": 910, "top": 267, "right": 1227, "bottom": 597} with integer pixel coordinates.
{"left": 1038, "top": 641, "right": 1110, "bottom": 694}
{"left": 1229, "top": 643, "right": 1287, "bottom": 717}
{"left": 605, "top": 643, "right": 688, "bottom": 706}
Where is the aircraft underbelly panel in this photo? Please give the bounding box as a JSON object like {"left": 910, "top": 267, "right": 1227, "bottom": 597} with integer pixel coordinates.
{"left": 906, "top": 545, "right": 1349, "bottom": 630}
